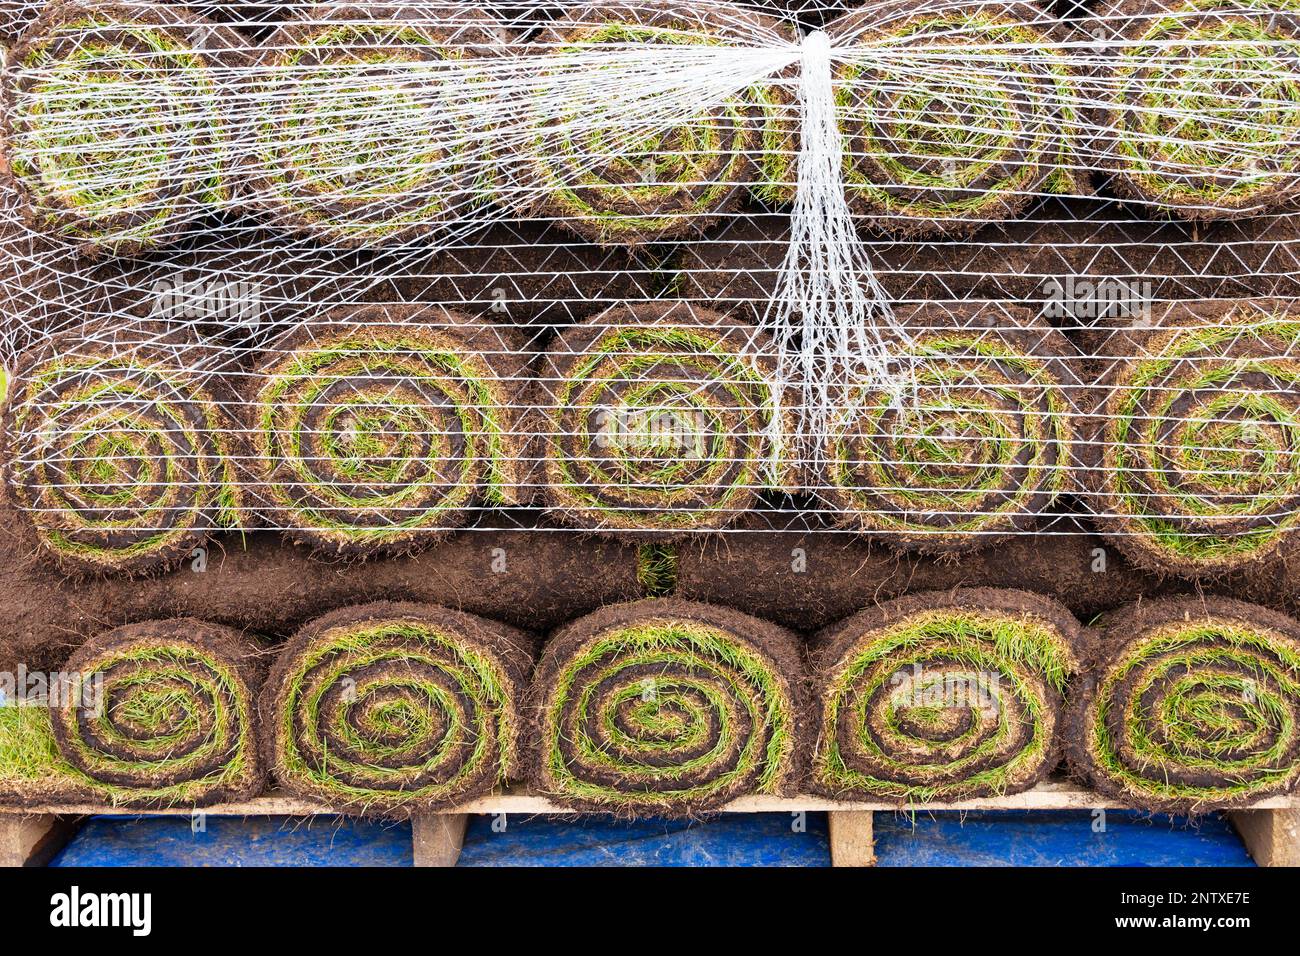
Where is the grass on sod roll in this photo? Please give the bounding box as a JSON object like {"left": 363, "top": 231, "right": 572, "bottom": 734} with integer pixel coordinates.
{"left": 0, "top": 620, "right": 264, "bottom": 808}
{"left": 2, "top": 327, "right": 244, "bottom": 575}
{"left": 3, "top": 2, "right": 246, "bottom": 256}
{"left": 520, "top": 0, "right": 795, "bottom": 245}
{"left": 261, "top": 601, "right": 534, "bottom": 817}
{"left": 530, "top": 599, "right": 804, "bottom": 815}
{"left": 1069, "top": 596, "right": 1300, "bottom": 813}
{"left": 1094, "top": 311, "right": 1300, "bottom": 578}
{"left": 824, "top": 0, "right": 1081, "bottom": 235}
{"left": 247, "top": 308, "right": 527, "bottom": 556}
{"left": 822, "top": 304, "right": 1079, "bottom": 551}
{"left": 1097, "top": 0, "right": 1300, "bottom": 219}
{"left": 811, "top": 589, "right": 1084, "bottom": 802}
{"left": 251, "top": 5, "right": 510, "bottom": 247}
{"left": 537, "top": 302, "right": 792, "bottom": 538}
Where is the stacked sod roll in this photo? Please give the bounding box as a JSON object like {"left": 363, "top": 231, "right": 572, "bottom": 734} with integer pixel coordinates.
{"left": 1, "top": 2, "right": 248, "bottom": 257}
{"left": 1092, "top": 0, "right": 1300, "bottom": 220}
{"left": 244, "top": 304, "right": 530, "bottom": 557}
{"left": 260, "top": 601, "right": 534, "bottom": 816}
{"left": 824, "top": 0, "right": 1082, "bottom": 235}
{"left": 1069, "top": 596, "right": 1300, "bottom": 813}
{"left": 514, "top": 0, "right": 795, "bottom": 245}
{"left": 1085, "top": 300, "right": 1300, "bottom": 580}
{"left": 0, "top": 619, "right": 265, "bottom": 808}
{"left": 1, "top": 323, "right": 244, "bottom": 576}
{"left": 809, "top": 589, "right": 1086, "bottom": 802}
{"left": 531, "top": 301, "right": 793, "bottom": 537}
{"left": 250, "top": 4, "right": 512, "bottom": 246}
{"left": 820, "top": 303, "right": 1083, "bottom": 550}
{"left": 528, "top": 599, "right": 805, "bottom": 814}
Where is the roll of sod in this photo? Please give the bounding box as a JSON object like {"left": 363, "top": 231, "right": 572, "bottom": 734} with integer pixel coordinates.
{"left": 2, "top": 326, "right": 243, "bottom": 576}
{"left": 529, "top": 598, "right": 805, "bottom": 814}
{"left": 0, "top": 619, "right": 265, "bottom": 808}
{"left": 810, "top": 588, "right": 1085, "bottom": 802}
{"left": 1088, "top": 300, "right": 1300, "bottom": 580}
{"left": 1068, "top": 596, "right": 1300, "bottom": 813}
{"left": 246, "top": 306, "right": 530, "bottom": 557}
{"left": 261, "top": 601, "right": 534, "bottom": 816}
{"left": 1094, "top": 0, "right": 1300, "bottom": 219}
{"left": 517, "top": 0, "right": 794, "bottom": 245}
{"left": 822, "top": 304, "right": 1082, "bottom": 552}
{"left": 824, "top": 0, "right": 1081, "bottom": 235}
{"left": 251, "top": 5, "right": 511, "bottom": 246}
{"left": 532, "top": 301, "right": 791, "bottom": 537}
{"left": 2, "top": 2, "right": 247, "bottom": 256}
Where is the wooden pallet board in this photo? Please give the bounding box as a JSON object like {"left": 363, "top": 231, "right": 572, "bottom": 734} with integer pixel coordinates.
{"left": 3, "top": 783, "right": 1297, "bottom": 867}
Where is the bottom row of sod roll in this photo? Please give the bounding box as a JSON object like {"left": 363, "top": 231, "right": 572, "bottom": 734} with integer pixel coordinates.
{"left": 3, "top": 590, "right": 1299, "bottom": 818}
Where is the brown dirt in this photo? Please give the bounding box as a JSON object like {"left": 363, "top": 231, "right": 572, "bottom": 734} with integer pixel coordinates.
{"left": 673, "top": 202, "right": 1300, "bottom": 329}
{"left": 675, "top": 515, "right": 1185, "bottom": 631}
{"left": 0, "top": 513, "right": 646, "bottom": 673}
{"left": 405, "top": 220, "right": 663, "bottom": 328}
{"left": 1065, "top": 594, "right": 1300, "bottom": 814}
{"left": 526, "top": 596, "right": 809, "bottom": 815}
{"left": 806, "top": 587, "right": 1088, "bottom": 802}
{"left": 260, "top": 600, "right": 535, "bottom": 817}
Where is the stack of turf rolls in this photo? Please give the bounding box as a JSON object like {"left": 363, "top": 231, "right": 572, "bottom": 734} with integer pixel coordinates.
{"left": 4, "top": 0, "right": 1300, "bottom": 823}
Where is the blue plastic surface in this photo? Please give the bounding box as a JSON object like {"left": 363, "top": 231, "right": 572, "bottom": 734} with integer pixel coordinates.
{"left": 48, "top": 809, "right": 1254, "bottom": 867}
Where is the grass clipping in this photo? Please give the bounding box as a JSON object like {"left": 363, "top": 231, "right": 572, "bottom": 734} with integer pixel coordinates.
{"left": 0, "top": 619, "right": 265, "bottom": 809}
{"left": 260, "top": 601, "right": 535, "bottom": 817}
{"left": 528, "top": 598, "right": 805, "bottom": 815}
{"left": 809, "top": 588, "right": 1085, "bottom": 803}
{"left": 1067, "top": 595, "right": 1300, "bottom": 814}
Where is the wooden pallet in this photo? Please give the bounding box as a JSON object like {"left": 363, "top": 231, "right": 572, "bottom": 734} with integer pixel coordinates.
{"left": 3, "top": 782, "right": 1297, "bottom": 867}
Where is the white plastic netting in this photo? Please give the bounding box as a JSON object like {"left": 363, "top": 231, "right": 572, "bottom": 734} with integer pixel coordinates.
{"left": 1, "top": 0, "right": 1299, "bottom": 582}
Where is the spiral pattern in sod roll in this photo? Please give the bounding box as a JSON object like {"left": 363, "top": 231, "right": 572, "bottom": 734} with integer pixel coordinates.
{"left": 1, "top": 2, "right": 246, "bottom": 256}
{"left": 811, "top": 589, "right": 1084, "bottom": 802}
{"left": 247, "top": 306, "right": 528, "bottom": 556}
{"left": 529, "top": 599, "right": 803, "bottom": 814}
{"left": 822, "top": 304, "right": 1080, "bottom": 552}
{"left": 517, "top": 0, "right": 795, "bottom": 245}
{"left": 261, "top": 602, "right": 534, "bottom": 816}
{"left": 50, "top": 619, "right": 264, "bottom": 807}
{"left": 1, "top": 326, "right": 241, "bottom": 575}
{"left": 251, "top": 5, "right": 511, "bottom": 246}
{"left": 1096, "top": 0, "right": 1300, "bottom": 219}
{"left": 1068, "top": 597, "right": 1300, "bottom": 813}
{"left": 535, "top": 302, "right": 790, "bottom": 537}
{"left": 1091, "top": 305, "right": 1300, "bottom": 578}
{"left": 825, "top": 0, "right": 1080, "bottom": 235}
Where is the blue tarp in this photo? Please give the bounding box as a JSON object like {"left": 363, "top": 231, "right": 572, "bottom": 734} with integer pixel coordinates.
{"left": 50, "top": 810, "right": 1255, "bottom": 867}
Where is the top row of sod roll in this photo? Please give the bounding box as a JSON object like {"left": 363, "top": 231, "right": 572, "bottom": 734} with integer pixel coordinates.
{"left": 4, "top": 0, "right": 1300, "bottom": 256}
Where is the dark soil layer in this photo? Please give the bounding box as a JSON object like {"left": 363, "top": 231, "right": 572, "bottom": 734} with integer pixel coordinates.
{"left": 674, "top": 516, "right": 1183, "bottom": 630}
{"left": 406, "top": 220, "right": 662, "bottom": 327}
{"left": 1066, "top": 595, "right": 1300, "bottom": 814}
{"left": 673, "top": 202, "right": 1300, "bottom": 323}
{"left": 0, "top": 515, "right": 644, "bottom": 673}
{"left": 527, "top": 597, "right": 808, "bottom": 815}
{"left": 807, "top": 587, "right": 1087, "bottom": 802}
{"left": 260, "top": 600, "right": 535, "bottom": 817}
